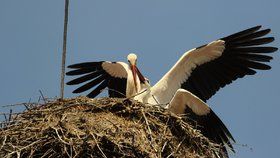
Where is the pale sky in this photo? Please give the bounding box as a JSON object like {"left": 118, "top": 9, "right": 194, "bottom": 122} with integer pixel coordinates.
{"left": 0, "top": 1, "right": 279, "bottom": 157}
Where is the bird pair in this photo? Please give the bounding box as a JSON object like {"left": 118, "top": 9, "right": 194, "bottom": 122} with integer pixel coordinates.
{"left": 66, "top": 26, "right": 277, "bottom": 158}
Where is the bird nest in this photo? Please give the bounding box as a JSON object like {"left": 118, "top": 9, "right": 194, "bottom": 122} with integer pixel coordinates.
{"left": 0, "top": 97, "right": 223, "bottom": 158}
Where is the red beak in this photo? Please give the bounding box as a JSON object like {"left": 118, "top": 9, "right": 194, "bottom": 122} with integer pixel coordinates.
{"left": 131, "top": 65, "right": 138, "bottom": 92}
{"left": 131, "top": 65, "right": 146, "bottom": 93}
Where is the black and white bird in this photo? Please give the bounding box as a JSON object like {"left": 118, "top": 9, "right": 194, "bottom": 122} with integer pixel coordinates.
{"left": 66, "top": 53, "right": 148, "bottom": 98}
{"left": 66, "top": 26, "right": 277, "bottom": 157}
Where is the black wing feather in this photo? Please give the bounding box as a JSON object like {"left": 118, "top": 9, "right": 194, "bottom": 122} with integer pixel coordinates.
{"left": 237, "top": 54, "right": 272, "bottom": 62}
{"left": 222, "top": 25, "right": 261, "bottom": 42}
{"left": 66, "top": 61, "right": 127, "bottom": 98}
{"left": 230, "top": 46, "right": 277, "bottom": 53}
{"left": 66, "top": 70, "right": 105, "bottom": 85}
{"left": 72, "top": 74, "right": 108, "bottom": 93}
{"left": 67, "top": 62, "right": 103, "bottom": 69}
{"left": 66, "top": 67, "right": 98, "bottom": 76}
{"left": 229, "top": 37, "right": 274, "bottom": 47}
{"left": 185, "top": 107, "right": 235, "bottom": 158}
{"left": 87, "top": 79, "right": 109, "bottom": 98}
{"left": 234, "top": 29, "right": 271, "bottom": 42}
{"left": 183, "top": 26, "right": 277, "bottom": 101}
{"left": 108, "top": 78, "right": 127, "bottom": 98}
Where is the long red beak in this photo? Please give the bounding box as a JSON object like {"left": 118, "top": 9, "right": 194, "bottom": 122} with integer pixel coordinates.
{"left": 131, "top": 65, "right": 138, "bottom": 92}
{"left": 130, "top": 65, "right": 146, "bottom": 93}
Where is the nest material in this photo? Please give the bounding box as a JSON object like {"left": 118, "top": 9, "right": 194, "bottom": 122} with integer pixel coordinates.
{"left": 0, "top": 97, "right": 222, "bottom": 158}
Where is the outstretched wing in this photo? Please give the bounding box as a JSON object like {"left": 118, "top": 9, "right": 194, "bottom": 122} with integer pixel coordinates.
{"left": 183, "top": 26, "right": 277, "bottom": 101}
{"left": 66, "top": 61, "right": 129, "bottom": 98}
{"left": 152, "top": 40, "right": 225, "bottom": 103}
{"left": 168, "top": 89, "right": 235, "bottom": 158}
{"left": 152, "top": 26, "right": 277, "bottom": 103}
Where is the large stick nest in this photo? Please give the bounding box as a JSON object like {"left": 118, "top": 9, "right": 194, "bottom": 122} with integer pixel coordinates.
{"left": 0, "top": 97, "right": 222, "bottom": 158}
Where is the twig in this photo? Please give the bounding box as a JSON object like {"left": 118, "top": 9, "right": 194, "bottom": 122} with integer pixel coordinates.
{"left": 166, "top": 137, "right": 186, "bottom": 158}
{"left": 39, "top": 148, "right": 52, "bottom": 158}
{"left": 126, "top": 89, "right": 148, "bottom": 99}
{"left": 141, "top": 109, "right": 158, "bottom": 154}
{"left": 23, "top": 103, "right": 30, "bottom": 110}
{"left": 0, "top": 135, "right": 7, "bottom": 151}
{"left": 39, "top": 90, "right": 47, "bottom": 104}
{"left": 2, "top": 103, "right": 29, "bottom": 108}
{"left": 3, "top": 113, "right": 8, "bottom": 122}
{"left": 37, "top": 96, "right": 41, "bottom": 103}
{"left": 90, "top": 133, "right": 108, "bottom": 158}
{"left": 53, "top": 127, "right": 70, "bottom": 145}
{"left": 60, "top": 0, "right": 70, "bottom": 99}
{"left": 8, "top": 109, "right": 12, "bottom": 122}
{"left": 103, "top": 88, "right": 126, "bottom": 98}
{"left": 161, "top": 141, "right": 168, "bottom": 153}
{"left": 6, "top": 139, "right": 41, "bottom": 158}
{"left": 141, "top": 110, "right": 152, "bottom": 139}
{"left": 64, "top": 144, "right": 72, "bottom": 158}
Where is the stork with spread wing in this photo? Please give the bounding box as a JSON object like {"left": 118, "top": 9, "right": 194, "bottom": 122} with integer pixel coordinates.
{"left": 67, "top": 26, "right": 277, "bottom": 157}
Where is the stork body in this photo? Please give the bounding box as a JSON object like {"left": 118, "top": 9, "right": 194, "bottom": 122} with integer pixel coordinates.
{"left": 66, "top": 54, "right": 147, "bottom": 98}
{"left": 66, "top": 26, "right": 278, "bottom": 158}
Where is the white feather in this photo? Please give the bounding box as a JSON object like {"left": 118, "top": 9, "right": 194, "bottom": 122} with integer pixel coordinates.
{"left": 167, "top": 89, "right": 210, "bottom": 115}
{"left": 151, "top": 40, "right": 225, "bottom": 104}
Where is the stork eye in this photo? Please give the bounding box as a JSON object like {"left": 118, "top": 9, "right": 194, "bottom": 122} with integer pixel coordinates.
{"left": 146, "top": 79, "right": 150, "bottom": 83}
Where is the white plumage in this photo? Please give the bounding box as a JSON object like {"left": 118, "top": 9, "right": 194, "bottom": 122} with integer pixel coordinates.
{"left": 167, "top": 89, "right": 210, "bottom": 115}
{"left": 67, "top": 26, "right": 277, "bottom": 158}
{"left": 135, "top": 40, "right": 225, "bottom": 106}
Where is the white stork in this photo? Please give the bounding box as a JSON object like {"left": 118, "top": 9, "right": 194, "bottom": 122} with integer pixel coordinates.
{"left": 66, "top": 53, "right": 148, "bottom": 98}
{"left": 66, "top": 26, "right": 277, "bottom": 157}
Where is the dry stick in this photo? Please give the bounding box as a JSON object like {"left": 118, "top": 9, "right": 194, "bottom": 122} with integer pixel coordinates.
{"left": 6, "top": 139, "right": 41, "bottom": 158}
{"left": 3, "top": 113, "right": 8, "bottom": 123}
{"left": 53, "top": 127, "right": 70, "bottom": 145}
{"left": 160, "top": 119, "right": 170, "bottom": 153}
{"left": 0, "top": 135, "right": 7, "bottom": 151}
{"left": 90, "top": 133, "right": 108, "bottom": 158}
{"left": 39, "top": 90, "right": 47, "bottom": 104}
{"left": 126, "top": 89, "right": 148, "bottom": 100}
{"left": 103, "top": 88, "right": 126, "bottom": 98}
{"left": 64, "top": 144, "right": 72, "bottom": 158}
{"left": 23, "top": 103, "right": 30, "bottom": 110}
{"left": 2, "top": 103, "right": 30, "bottom": 108}
{"left": 166, "top": 137, "right": 186, "bottom": 158}
{"left": 60, "top": 0, "right": 70, "bottom": 99}
{"left": 141, "top": 109, "right": 159, "bottom": 155}
{"left": 37, "top": 96, "right": 41, "bottom": 103}
{"left": 40, "top": 149, "right": 52, "bottom": 158}
{"left": 8, "top": 109, "right": 12, "bottom": 122}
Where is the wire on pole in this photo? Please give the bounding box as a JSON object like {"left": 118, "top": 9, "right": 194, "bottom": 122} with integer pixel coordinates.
{"left": 60, "top": 0, "right": 69, "bottom": 99}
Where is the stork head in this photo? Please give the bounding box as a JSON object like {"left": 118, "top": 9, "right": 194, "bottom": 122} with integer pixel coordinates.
{"left": 127, "top": 53, "right": 138, "bottom": 65}
{"left": 127, "top": 53, "right": 146, "bottom": 92}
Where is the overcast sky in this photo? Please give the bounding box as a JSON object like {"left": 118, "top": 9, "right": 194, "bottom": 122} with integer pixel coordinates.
{"left": 0, "top": 1, "right": 279, "bottom": 157}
